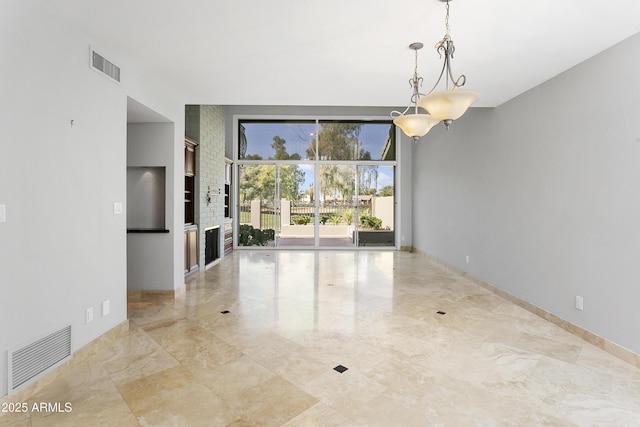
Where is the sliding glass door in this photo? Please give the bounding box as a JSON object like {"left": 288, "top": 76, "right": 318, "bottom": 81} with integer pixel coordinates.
{"left": 237, "top": 119, "right": 396, "bottom": 249}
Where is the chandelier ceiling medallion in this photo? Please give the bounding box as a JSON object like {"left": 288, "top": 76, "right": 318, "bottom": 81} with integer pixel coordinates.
{"left": 391, "top": 0, "right": 479, "bottom": 142}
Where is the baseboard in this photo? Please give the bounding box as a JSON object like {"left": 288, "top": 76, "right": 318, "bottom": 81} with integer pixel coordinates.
{"left": 0, "top": 320, "right": 130, "bottom": 404}
{"left": 205, "top": 257, "right": 224, "bottom": 271}
{"left": 127, "top": 284, "right": 185, "bottom": 301}
{"left": 412, "top": 248, "right": 640, "bottom": 369}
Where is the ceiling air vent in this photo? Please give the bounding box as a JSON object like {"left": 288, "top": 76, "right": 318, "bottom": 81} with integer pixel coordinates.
{"left": 91, "top": 49, "right": 120, "bottom": 83}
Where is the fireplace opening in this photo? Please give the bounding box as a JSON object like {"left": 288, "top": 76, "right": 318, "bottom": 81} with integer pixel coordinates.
{"left": 205, "top": 226, "right": 220, "bottom": 265}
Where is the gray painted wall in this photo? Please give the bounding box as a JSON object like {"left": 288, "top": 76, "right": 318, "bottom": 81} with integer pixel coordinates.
{"left": 223, "top": 105, "right": 413, "bottom": 248}
{"left": 0, "top": 2, "right": 185, "bottom": 397}
{"left": 412, "top": 32, "right": 640, "bottom": 354}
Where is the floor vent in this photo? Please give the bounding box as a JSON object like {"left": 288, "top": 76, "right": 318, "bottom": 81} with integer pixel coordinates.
{"left": 8, "top": 325, "right": 72, "bottom": 394}
{"left": 91, "top": 49, "right": 120, "bottom": 82}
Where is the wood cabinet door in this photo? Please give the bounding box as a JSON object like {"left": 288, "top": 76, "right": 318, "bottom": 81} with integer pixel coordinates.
{"left": 187, "top": 229, "right": 198, "bottom": 271}
{"left": 185, "top": 228, "right": 198, "bottom": 274}
{"left": 185, "top": 146, "right": 196, "bottom": 176}
{"left": 184, "top": 231, "right": 189, "bottom": 274}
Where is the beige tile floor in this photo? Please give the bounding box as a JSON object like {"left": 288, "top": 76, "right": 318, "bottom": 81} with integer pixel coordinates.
{"left": 3, "top": 250, "right": 640, "bottom": 426}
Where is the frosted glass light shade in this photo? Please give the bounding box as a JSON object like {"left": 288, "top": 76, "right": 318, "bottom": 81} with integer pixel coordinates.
{"left": 417, "top": 89, "right": 480, "bottom": 122}
{"left": 393, "top": 113, "right": 440, "bottom": 139}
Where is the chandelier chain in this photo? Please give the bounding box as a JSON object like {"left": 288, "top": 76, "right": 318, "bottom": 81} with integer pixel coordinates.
{"left": 390, "top": 43, "right": 426, "bottom": 119}
{"left": 414, "top": 48, "right": 419, "bottom": 81}
{"left": 426, "top": 0, "right": 467, "bottom": 94}
{"left": 409, "top": 47, "right": 424, "bottom": 112}
{"left": 445, "top": 0, "right": 450, "bottom": 36}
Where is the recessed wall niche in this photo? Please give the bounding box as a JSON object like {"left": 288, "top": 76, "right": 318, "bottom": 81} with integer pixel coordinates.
{"left": 127, "top": 166, "right": 166, "bottom": 230}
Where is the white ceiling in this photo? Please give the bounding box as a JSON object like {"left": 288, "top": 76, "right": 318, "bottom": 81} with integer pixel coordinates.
{"left": 45, "top": 0, "right": 640, "bottom": 108}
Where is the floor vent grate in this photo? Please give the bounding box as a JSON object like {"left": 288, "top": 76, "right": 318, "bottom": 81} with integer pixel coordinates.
{"left": 8, "top": 325, "right": 72, "bottom": 394}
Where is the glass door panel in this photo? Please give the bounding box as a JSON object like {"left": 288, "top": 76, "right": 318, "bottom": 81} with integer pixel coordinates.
{"left": 319, "top": 165, "right": 357, "bottom": 247}
{"left": 356, "top": 165, "right": 395, "bottom": 247}
{"left": 278, "top": 164, "right": 315, "bottom": 247}
{"left": 238, "top": 164, "right": 277, "bottom": 247}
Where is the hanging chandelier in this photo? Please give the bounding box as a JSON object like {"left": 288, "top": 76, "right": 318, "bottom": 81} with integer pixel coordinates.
{"left": 392, "top": 0, "right": 479, "bottom": 142}
{"left": 390, "top": 42, "right": 440, "bottom": 143}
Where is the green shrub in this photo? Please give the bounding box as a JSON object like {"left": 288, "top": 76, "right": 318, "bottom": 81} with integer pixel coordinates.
{"left": 319, "top": 214, "right": 331, "bottom": 225}
{"left": 330, "top": 215, "right": 341, "bottom": 225}
{"left": 239, "top": 224, "right": 275, "bottom": 246}
{"left": 291, "top": 215, "right": 312, "bottom": 225}
{"left": 341, "top": 210, "right": 354, "bottom": 225}
{"left": 359, "top": 215, "right": 382, "bottom": 230}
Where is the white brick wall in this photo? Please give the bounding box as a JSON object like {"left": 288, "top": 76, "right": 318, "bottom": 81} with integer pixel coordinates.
{"left": 185, "top": 105, "right": 226, "bottom": 269}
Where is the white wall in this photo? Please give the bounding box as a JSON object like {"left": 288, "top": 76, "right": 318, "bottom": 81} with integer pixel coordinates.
{"left": 0, "top": 1, "right": 185, "bottom": 397}
{"left": 412, "top": 32, "right": 640, "bottom": 354}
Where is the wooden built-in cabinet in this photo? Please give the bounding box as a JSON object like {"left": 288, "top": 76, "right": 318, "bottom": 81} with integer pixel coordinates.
{"left": 185, "top": 137, "right": 199, "bottom": 275}
{"left": 224, "top": 226, "right": 233, "bottom": 255}
{"left": 184, "top": 176, "right": 195, "bottom": 225}
{"left": 185, "top": 137, "right": 198, "bottom": 226}
{"left": 184, "top": 226, "right": 198, "bottom": 274}
{"left": 185, "top": 138, "right": 196, "bottom": 176}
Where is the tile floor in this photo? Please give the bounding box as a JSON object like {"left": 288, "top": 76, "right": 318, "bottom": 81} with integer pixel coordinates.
{"left": 2, "top": 250, "right": 640, "bottom": 426}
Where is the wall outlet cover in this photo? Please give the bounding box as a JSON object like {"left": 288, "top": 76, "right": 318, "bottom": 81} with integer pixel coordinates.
{"left": 113, "top": 202, "right": 123, "bottom": 215}
{"left": 85, "top": 307, "right": 94, "bottom": 323}
{"left": 102, "top": 300, "right": 110, "bottom": 316}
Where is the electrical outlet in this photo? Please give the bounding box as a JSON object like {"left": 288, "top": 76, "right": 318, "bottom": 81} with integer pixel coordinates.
{"left": 102, "top": 300, "right": 110, "bottom": 316}
{"left": 113, "top": 202, "right": 123, "bottom": 215}
{"left": 465, "top": 255, "right": 470, "bottom": 264}
{"left": 85, "top": 307, "right": 94, "bottom": 323}
{"left": 575, "top": 296, "right": 584, "bottom": 311}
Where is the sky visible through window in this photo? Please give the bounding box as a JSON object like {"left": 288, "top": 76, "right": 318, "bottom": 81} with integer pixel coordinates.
{"left": 243, "top": 122, "right": 315, "bottom": 160}
{"left": 290, "top": 165, "right": 394, "bottom": 196}
{"left": 241, "top": 122, "right": 393, "bottom": 161}
{"left": 240, "top": 121, "right": 395, "bottom": 193}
